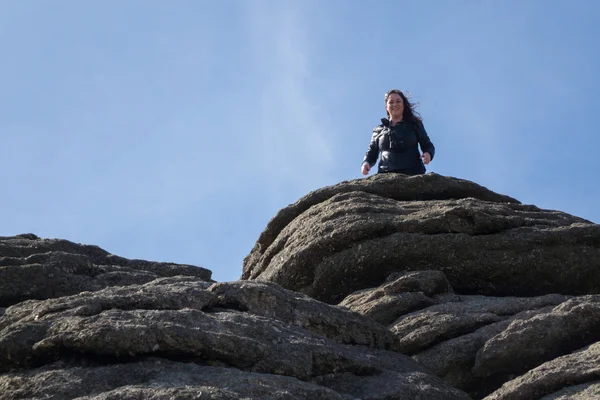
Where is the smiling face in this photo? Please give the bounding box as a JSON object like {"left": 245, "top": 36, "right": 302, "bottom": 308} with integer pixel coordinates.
{"left": 386, "top": 92, "right": 404, "bottom": 120}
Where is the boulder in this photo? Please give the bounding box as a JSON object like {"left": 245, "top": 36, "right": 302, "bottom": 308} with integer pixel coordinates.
{"left": 339, "top": 271, "right": 451, "bottom": 325}
{"left": 208, "top": 280, "right": 395, "bottom": 348}
{"left": 0, "top": 274, "right": 470, "bottom": 400}
{"left": 0, "top": 234, "right": 212, "bottom": 307}
{"left": 339, "top": 270, "right": 600, "bottom": 398}
{"left": 3, "top": 173, "right": 600, "bottom": 400}
{"left": 242, "top": 173, "right": 600, "bottom": 304}
{"left": 0, "top": 359, "right": 350, "bottom": 400}
{"left": 483, "top": 341, "right": 600, "bottom": 400}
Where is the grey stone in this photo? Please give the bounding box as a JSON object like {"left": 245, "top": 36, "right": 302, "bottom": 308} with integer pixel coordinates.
{"left": 244, "top": 173, "right": 519, "bottom": 277}
{"left": 336, "top": 266, "right": 571, "bottom": 398}
{"left": 0, "top": 301, "right": 396, "bottom": 379}
{"left": 0, "top": 359, "right": 347, "bottom": 400}
{"left": 483, "top": 341, "right": 600, "bottom": 400}
{"left": 474, "top": 296, "right": 600, "bottom": 379}
{"left": 208, "top": 280, "right": 395, "bottom": 349}
{"left": 390, "top": 294, "right": 567, "bottom": 355}
{"left": 4, "top": 173, "right": 600, "bottom": 400}
{"left": 0, "top": 235, "right": 212, "bottom": 306}
{"left": 242, "top": 174, "right": 599, "bottom": 304}
{"left": 339, "top": 270, "right": 451, "bottom": 326}
{"left": 383, "top": 270, "right": 453, "bottom": 296}
{"left": 0, "top": 276, "right": 470, "bottom": 400}
{"left": 539, "top": 382, "right": 600, "bottom": 399}
{"left": 341, "top": 290, "right": 434, "bottom": 326}
{"left": 0, "top": 276, "right": 215, "bottom": 331}
{"left": 413, "top": 306, "right": 559, "bottom": 398}
{"left": 312, "top": 369, "right": 471, "bottom": 400}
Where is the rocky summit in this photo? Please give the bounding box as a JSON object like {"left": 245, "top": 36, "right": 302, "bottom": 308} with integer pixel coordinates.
{"left": 1, "top": 173, "right": 599, "bottom": 400}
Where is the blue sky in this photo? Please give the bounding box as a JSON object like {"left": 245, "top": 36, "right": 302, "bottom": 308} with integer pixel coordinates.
{"left": 1, "top": 1, "right": 599, "bottom": 282}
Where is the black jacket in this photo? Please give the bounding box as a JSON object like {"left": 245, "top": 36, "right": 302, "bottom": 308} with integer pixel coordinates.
{"left": 363, "top": 118, "right": 435, "bottom": 172}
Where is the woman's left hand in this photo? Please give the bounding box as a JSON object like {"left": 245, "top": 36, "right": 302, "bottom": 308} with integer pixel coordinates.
{"left": 421, "top": 152, "right": 431, "bottom": 165}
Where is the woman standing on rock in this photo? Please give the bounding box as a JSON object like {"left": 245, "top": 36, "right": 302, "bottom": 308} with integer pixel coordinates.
{"left": 361, "top": 89, "right": 435, "bottom": 175}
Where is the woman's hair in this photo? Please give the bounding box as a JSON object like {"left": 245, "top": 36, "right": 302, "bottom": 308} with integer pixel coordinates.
{"left": 384, "top": 89, "right": 422, "bottom": 122}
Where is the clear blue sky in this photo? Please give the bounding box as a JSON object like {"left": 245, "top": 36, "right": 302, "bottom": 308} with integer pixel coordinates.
{"left": 2, "top": 1, "right": 599, "bottom": 282}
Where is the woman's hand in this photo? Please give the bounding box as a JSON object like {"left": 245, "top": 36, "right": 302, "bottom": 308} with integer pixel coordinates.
{"left": 361, "top": 162, "right": 371, "bottom": 175}
{"left": 421, "top": 152, "right": 431, "bottom": 165}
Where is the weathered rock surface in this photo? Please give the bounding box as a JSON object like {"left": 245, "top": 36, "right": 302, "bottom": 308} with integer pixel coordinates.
{"left": 338, "top": 268, "right": 600, "bottom": 399}
{"left": 0, "top": 234, "right": 212, "bottom": 307}
{"left": 3, "top": 173, "right": 600, "bottom": 400}
{"left": 539, "top": 382, "right": 600, "bottom": 400}
{"left": 0, "top": 256, "right": 470, "bottom": 399}
{"left": 339, "top": 271, "right": 451, "bottom": 325}
{"left": 473, "top": 295, "right": 600, "bottom": 379}
{"left": 208, "top": 280, "right": 395, "bottom": 349}
{"left": 390, "top": 294, "right": 570, "bottom": 355}
{"left": 0, "top": 359, "right": 350, "bottom": 400}
{"left": 484, "top": 341, "right": 600, "bottom": 400}
{"left": 242, "top": 173, "right": 600, "bottom": 304}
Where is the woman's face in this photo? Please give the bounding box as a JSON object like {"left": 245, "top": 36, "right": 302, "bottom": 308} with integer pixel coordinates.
{"left": 386, "top": 93, "right": 404, "bottom": 119}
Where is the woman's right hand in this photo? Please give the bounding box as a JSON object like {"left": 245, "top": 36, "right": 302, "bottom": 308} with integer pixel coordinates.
{"left": 361, "top": 162, "right": 370, "bottom": 175}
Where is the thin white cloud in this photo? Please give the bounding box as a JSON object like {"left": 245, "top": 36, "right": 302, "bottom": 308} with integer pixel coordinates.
{"left": 243, "top": 2, "right": 336, "bottom": 196}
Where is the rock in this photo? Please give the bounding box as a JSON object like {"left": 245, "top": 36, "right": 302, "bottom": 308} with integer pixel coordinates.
{"left": 311, "top": 369, "right": 469, "bottom": 400}
{"left": 338, "top": 271, "right": 572, "bottom": 398}
{"left": 0, "top": 359, "right": 348, "bottom": 400}
{"left": 383, "top": 270, "right": 453, "bottom": 296}
{"left": 339, "top": 271, "right": 450, "bottom": 325}
{"left": 242, "top": 174, "right": 600, "bottom": 304}
{"left": 208, "top": 280, "right": 395, "bottom": 349}
{"left": 0, "top": 357, "right": 472, "bottom": 400}
{"left": 0, "top": 233, "right": 108, "bottom": 259}
{"left": 4, "top": 173, "right": 600, "bottom": 400}
{"left": 340, "top": 273, "right": 600, "bottom": 398}
{"left": 391, "top": 294, "right": 571, "bottom": 353}
{"left": 342, "top": 290, "right": 434, "bottom": 326}
{"left": 0, "top": 275, "right": 470, "bottom": 400}
{"left": 0, "top": 276, "right": 215, "bottom": 332}
{"left": 483, "top": 341, "right": 600, "bottom": 400}
{"left": 413, "top": 307, "right": 557, "bottom": 398}
{"left": 391, "top": 306, "right": 503, "bottom": 355}
{"left": 0, "top": 235, "right": 212, "bottom": 306}
{"left": 244, "top": 173, "right": 519, "bottom": 276}
{"left": 539, "top": 382, "right": 600, "bottom": 399}
{"left": 473, "top": 295, "right": 600, "bottom": 379}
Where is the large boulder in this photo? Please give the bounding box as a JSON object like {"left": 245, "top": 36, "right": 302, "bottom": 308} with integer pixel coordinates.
{"left": 483, "top": 341, "right": 600, "bottom": 400}
{"left": 339, "top": 270, "right": 600, "bottom": 399}
{"left": 0, "top": 360, "right": 352, "bottom": 400}
{"left": 0, "top": 234, "right": 212, "bottom": 307}
{"left": 0, "top": 272, "right": 470, "bottom": 400}
{"left": 242, "top": 173, "right": 600, "bottom": 304}
{"left": 208, "top": 280, "right": 395, "bottom": 349}
{"left": 3, "top": 173, "right": 600, "bottom": 400}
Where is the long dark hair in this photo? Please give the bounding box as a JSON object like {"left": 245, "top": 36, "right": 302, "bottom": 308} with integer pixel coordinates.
{"left": 384, "top": 89, "right": 422, "bottom": 123}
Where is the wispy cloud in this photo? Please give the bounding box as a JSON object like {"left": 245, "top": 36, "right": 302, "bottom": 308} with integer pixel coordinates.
{"left": 242, "top": 2, "right": 336, "bottom": 200}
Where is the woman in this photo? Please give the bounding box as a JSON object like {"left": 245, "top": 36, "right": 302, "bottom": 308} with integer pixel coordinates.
{"left": 361, "top": 89, "right": 435, "bottom": 175}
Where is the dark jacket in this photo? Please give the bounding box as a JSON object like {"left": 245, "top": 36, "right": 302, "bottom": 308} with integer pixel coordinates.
{"left": 363, "top": 118, "right": 435, "bottom": 173}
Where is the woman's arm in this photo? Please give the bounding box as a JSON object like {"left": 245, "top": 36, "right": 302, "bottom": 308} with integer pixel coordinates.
{"left": 363, "top": 127, "right": 382, "bottom": 169}
{"left": 415, "top": 120, "right": 435, "bottom": 160}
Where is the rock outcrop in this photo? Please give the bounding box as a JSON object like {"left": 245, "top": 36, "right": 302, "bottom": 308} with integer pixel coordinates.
{"left": 2, "top": 173, "right": 600, "bottom": 399}
{"left": 483, "top": 341, "right": 600, "bottom": 400}
{"left": 0, "top": 235, "right": 469, "bottom": 399}
{"left": 242, "top": 173, "right": 600, "bottom": 304}
{"left": 338, "top": 269, "right": 600, "bottom": 398}
{"left": 241, "top": 173, "right": 600, "bottom": 398}
{"left": 0, "top": 234, "right": 212, "bottom": 307}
